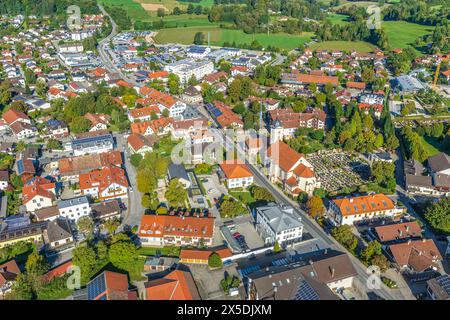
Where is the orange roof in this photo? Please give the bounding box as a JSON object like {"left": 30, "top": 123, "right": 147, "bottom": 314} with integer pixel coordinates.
{"left": 116, "top": 80, "right": 132, "bottom": 88}
{"left": 442, "top": 70, "right": 450, "bottom": 77}
{"left": 84, "top": 113, "right": 110, "bottom": 126}
{"left": 22, "top": 177, "right": 55, "bottom": 204}
{"left": 48, "top": 87, "right": 62, "bottom": 95}
{"left": 297, "top": 73, "right": 339, "bottom": 85}
{"left": 44, "top": 260, "right": 72, "bottom": 282}
{"left": 293, "top": 163, "right": 315, "bottom": 178}
{"left": 180, "top": 247, "right": 232, "bottom": 261}
{"left": 332, "top": 194, "right": 395, "bottom": 216}
{"left": 267, "top": 140, "right": 304, "bottom": 173}
{"left": 130, "top": 117, "right": 173, "bottom": 135}
{"left": 374, "top": 221, "right": 422, "bottom": 242}
{"left": 144, "top": 270, "right": 200, "bottom": 300}
{"left": 58, "top": 151, "right": 122, "bottom": 175}
{"left": 389, "top": 239, "right": 442, "bottom": 272}
{"left": 219, "top": 162, "right": 253, "bottom": 179}
{"left": 127, "top": 133, "right": 155, "bottom": 151}
{"left": 79, "top": 166, "right": 128, "bottom": 194}
{"left": 139, "top": 214, "right": 214, "bottom": 239}
{"left": 129, "top": 105, "right": 160, "bottom": 119}
{"left": 346, "top": 81, "right": 366, "bottom": 89}
{"left": 148, "top": 71, "right": 169, "bottom": 79}
{"left": 2, "top": 109, "right": 29, "bottom": 125}
{"left": 139, "top": 87, "right": 177, "bottom": 109}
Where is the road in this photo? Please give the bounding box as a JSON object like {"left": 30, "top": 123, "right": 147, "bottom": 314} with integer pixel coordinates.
{"left": 97, "top": 3, "right": 141, "bottom": 87}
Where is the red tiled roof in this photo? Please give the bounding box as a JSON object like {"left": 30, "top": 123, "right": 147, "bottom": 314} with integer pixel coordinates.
{"left": 127, "top": 133, "right": 155, "bottom": 151}
{"left": 180, "top": 247, "right": 232, "bottom": 261}
{"left": 332, "top": 194, "right": 395, "bottom": 216}
{"left": 144, "top": 270, "right": 200, "bottom": 300}
{"left": 219, "top": 162, "right": 253, "bottom": 179}
{"left": 22, "top": 177, "right": 55, "bottom": 204}
{"left": 267, "top": 140, "right": 305, "bottom": 173}
{"left": 129, "top": 105, "right": 160, "bottom": 119}
{"left": 2, "top": 109, "right": 29, "bottom": 125}
{"left": 346, "top": 81, "right": 366, "bottom": 89}
{"left": 79, "top": 166, "right": 128, "bottom": 194}
{"left": 389, "top": 239, "right": 442, "bottom": 272}
{"left": 148, "top": 71, "right": 169, "bottom": 79}
{"left": 374, "top": 221, "right": 422, "bottom": 242}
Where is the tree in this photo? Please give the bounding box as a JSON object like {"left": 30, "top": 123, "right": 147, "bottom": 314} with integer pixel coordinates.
{"left": 24, "top": 250, "right": 48, "bottom": 294}
{"left": 273, "top": 241, "right": 281, "bottom": 253}
{"left": 165, "top": 179, "right": 188, "bottom": 208}
{"left": 168, "top": 73, "right": 182, "bottom": 95}
{"left": 371, "top": 254, "right": 389, "bottom": 272}
{"left": 306, "top": 196, "right": 324, "bottom": 218}
{"left": 76, "top": 216, "right": 94, "bottom": 237}
{"left": 360, "top": 241, "right": 382, "bottom": 265}
{"left": 72, "top": 245, "right": 98, "bottom": 285}
{"left": 250, "top": 186, "right": 275, "bottom": 202}
{"left": 156, "top": 206, "right": 169, "bottom": 215}
{"left": 109, "top": 239, "right": 139, "bottom": 273}
{"left": 70, "top": 116, "right": 92, "bottom": 134}
{"left": 47, "top": 138, "right": 62, "bottom": 150}
{"left": 219, "top": 197, "right": 247, "bottom": 218}
{"left": 424, "top": 197, "right": 450, "bottom": 233}
{"left": 193, "top": 32, "right": 205, "bottom": 45}
{"left": 103, "top": 218, "right": 120, "bottom": 235}
{"left": 208, "top": 252, "right": 222, "bottom": 269}
{"left": 162, "top": 109, "right": 170, "bottom": 118}
{"left": 130, "top": 153, "right": 142, "bottom": 167}
{"left": 156, "top": 8, "right": 165, "bottom": 17}
{"left": 7, "top": 274, "right": 33, "bottom": 300}
{"left": 331, "top": 225, "right": 358, "bottom": 253}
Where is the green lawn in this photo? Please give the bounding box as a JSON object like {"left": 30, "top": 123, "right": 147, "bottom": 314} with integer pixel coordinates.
{"left": 421, "top": 136, "right": 445, "bottom": 157}
{"left": 138, "top": 246, "right": 181, "bottom": 257}
{"left": 382, "top": 21, "right": 434, "bottom": 52}
{"left": 326, "top": 13, "right": 351, "bottom": 25}
{"left": 148, "top": 14, "right": 216, "bottom": 27}
{"left": 155, "top": 26, "right": 314, "bottom": 50}
{"left": 229, "top": 191, "right": 255, "bottom": 205}
{"left": 100, "top": 0, "right": 152, "bottom": 21}
{"left": 309, "top": 40, "right": 376, "bottom": 53}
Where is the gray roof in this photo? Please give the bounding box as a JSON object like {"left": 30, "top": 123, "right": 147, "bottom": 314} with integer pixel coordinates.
{"left": 404, "top": 160, "right": 424, "bottom": 175}
{"left": 0, "top": 196, "right": 7, "bottom": 219}
{"left": 428, "top": 152, "right": 450, "bottom": 173}
{"left": 427, "top": 274, "right": 450, "bottom": 300}
{"left": 57, "top": 196, "right": 89, "bottom": 209}
{"left": 396, "top": 75, "right": 425, "bottom": 91}
{"left": 256, "top": 203, "right": 303, "bottom": 233}
{"left": 46, "top": 218, "right": 73, "bottom": 243}
{"left": 434, "top": 174, "right": 450, "bottom": 189}
{"left": 91, "top": 200, "right": 120, "bottom": 219}
{"left": 168, "top": 163, "right": 189, "bottom": 182}
{"left": 406, "top": 174, "right": 433, "bottom": 188}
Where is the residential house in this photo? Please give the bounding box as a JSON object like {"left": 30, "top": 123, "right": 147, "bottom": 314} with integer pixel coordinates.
{"left": 127, "top": 133, "right": 156, "bottom": 156}
{"left": 43, "top": 218, "right": 74, "bottom": 250}
{"left": 0, "top": 260, "right": 21, "bottom": 297}
{"left": 22, "top": 177, "right": 56, "bottom": 213}
{"left": 87, "top": 271, "right": 136, "bottom": 300}
{"left": 84, "top": 113, "right": 111, "bottom": 132}
{"left": 372, "top": 221, "right": 422, "bottom": 243}
{"left": 179, "top": 247, "right": 232, "bottom": 265}
{"left": 219, "top": 161, "right": 254, "bottom": 189}
{"left": 0, "top": 216, "right": 46, "bottom": 248}
{"left": 0, "top": 171, "right": 9, "bottom": 191}
{"left": 91, "top": 200, "right": 121, "bottom": 221}
{"left": 71, "top": 132, "right": 114, "bottom": 156}
{"left": 328, "top": 193, "right": 404, "bottom": 226}
{"left": 44, "top": 119, "right": 69, "bottom": 138}
{"left": 57, "top": 196, "right": 91, "bottom": 222}
{"left": 128, "top": 105, "right": 160, "bottom": 122}
{"left": 79, "top": 166, "right": 129, "bottom": 200}
{"left": 387, "top": 239, "right": 442, "bottom": 273}
{"left": 144, "top": 269, "right": 201, "bottom": 300}
{"left": 139, "top": 214, "right": 215, "bottom": 247}
{"left": 130, "top": 118, "right": 173, "bottom": 136}
{"left": 139, "top": 87, "right": 187, "bottom": 119}
{"left": 426, "top": 274, "right": 450, "bottom": 300}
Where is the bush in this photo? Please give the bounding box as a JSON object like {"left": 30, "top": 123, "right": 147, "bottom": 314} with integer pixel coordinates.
{"left": 208, "top": 252, "right": 223, "bottom": 269}
{"left": 381, "top": 276, "right": 397, "bottom": 289}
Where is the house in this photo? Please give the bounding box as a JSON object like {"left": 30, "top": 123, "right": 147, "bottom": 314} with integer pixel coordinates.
{"left": 84, "top": 113, "right": 111, "bottom": 132}
{"left": 91, "top": 200, "right": 121, "bottom": 221}
{"left": 0, "top": 260, "right": 21, "bottom": 297}
{"left": 0, "top": 171, "right": 9, "bottom": 190}
{"left": 22, "top": 177, "right": 56, "bottom": 213}
{"left": 372, "top": 221, "right": 422, "bottom": 243}
{"left": 182, "top": 85, "right": 203, "bottom": 104}
{"left": 206, "top": 101, "right": 243, "bottom": 129}
{"left": 254, "top": 203, "right": 303, "bottom": 247}
{"left": 281, "top": 71, "right": 339, "bottom": 87}
{"left": 269, "top": 108, "right": 326, "bottom": 141}
{"left": 428, "top": 152, "right": 450, "bottom": 177}
{"left": 388, "top": 239, "right": 442, "bottom": 273}
{"left": 346, "top": 81, "right": 366, "bottom": 91}
{"left": 246, "top": 250, "right": 357, "bottom": 300}
{"left": 144, "top": 269, "right": 201, "bottom": 300}
{"left": 144, "top": 256, "right": 179, "bottom": 272}
{"left": 57, "top": 196, "right": 91, "bottom": 223}
{"left": 57, "top": 150, "right": 123, "bottom": 183}
{"left": 441, "top": 70, "right": 450, "bottom": 82}
{"left": 167, "top": 163, "right": 191, "bottom": 189}
{"left": 328, "top": 193, "right": 403, "bottom": 226}
{"left": 219, "top": 161, "right": 254, "bottom": 189}
{"left": 44, "top": 119, "right": 69, "bottom": 138}
{"left": 16, "top": 158, "right": 36, "bottom": 183}
{"left": 395, "top": 75, "right": 425, "bottom": 93}
{"left": 139, "top": 214, "right": 215, "bottom": 247}
{"left": 87, "top": 271, "right": 135, "bottom": 300}
{"left": 147, "top": 71, "right": 169, "bottom": 82}
{"left": 426, "top": 274, "right": 450, "bottom": 300}
{"left": 0, "top": 216, "right": 46, "bottom": 248}
{"left": 9, "top": 121, "right": 37, "bottom": 139}
{"left": 35, "top": 205, "right": 60, "bottom": 222}
{"left": 71, "top": 133, "right": 114, "bottom": 156}
{"left": 266, "top": 141, "right": 320, "bottom": 196}
{"left": 186, "top": 45, "right": 211, "bottom": 59}
{"left": 127, "top": 133, "right": 156, "bottom": 156}
{"left": 128, "top": 105, "right": 160, "bottom": 122}
{"left": 43, "top": 218, "right": 74, "bottom": 250}
{"left": 1, "top": 109, "right": 31, "bottom": 128}
{"left": 130, "top": 118, "right": 173, "bottom": 136}
{"left": 79, "top": 166, "right": 128, "bottom": 200}
{"left": 139, "top": 87, "right": 187, "bottom": 119}
{"left": 179, "top": 247, "right": 232, "bottom": 265}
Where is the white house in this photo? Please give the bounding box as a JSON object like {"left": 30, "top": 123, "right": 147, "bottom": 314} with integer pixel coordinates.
{"left": 219, "top": 162, "right": 254, "bottom": 189}
{"left": 56, "top": 196, "right": 91, "bottom": 223}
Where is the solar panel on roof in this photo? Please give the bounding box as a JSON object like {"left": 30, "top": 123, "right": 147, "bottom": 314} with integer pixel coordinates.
{"left": 294, "top": 280, "right": 320, "bottom": 300}
{"left": 436, "top": 275, "right": 450, "bottom": 294}
{"left": 87, "top": 273, "right": 106, "bottom": 300}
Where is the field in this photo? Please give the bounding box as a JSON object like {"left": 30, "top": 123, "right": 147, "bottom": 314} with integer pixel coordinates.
{"left": 382, "top": 21, "right": 434, "bottom": 51}
{"left": 100, "top": 0, "right": 152, "bottom": 21}
{"left": 309, "top": 40, "right": 376, "bottom": 53}
{"left": 146, "top": 14, "right": 218, "bottom": 28}
{"left": 326, "top": 13, "right": 351, "bottom": 25}
{"left": 154, "top": 26, "right": 314, "bottom": 50}
{"left": 137, "top": 0, "right": 185, "bottom": 12}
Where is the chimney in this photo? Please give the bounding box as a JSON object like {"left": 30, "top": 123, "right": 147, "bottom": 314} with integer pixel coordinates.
{"left": 422, "top": 238, "right": 426, "bottom": 243}
{"left": 324, "top": 248, "right": 328, "bottom": 255}
{"left": 350, "top": 198, "right": 353, "bottom": 203}
{"left": 330, "top": 267, "right": 335, "bottom": 278}
{"left": 407, "top": 239, "right": 411, "bottom": 245}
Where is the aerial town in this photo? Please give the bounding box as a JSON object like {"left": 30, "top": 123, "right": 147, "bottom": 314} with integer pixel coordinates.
{"left": 0, "top": 0, "right": 449, "bottom": 303}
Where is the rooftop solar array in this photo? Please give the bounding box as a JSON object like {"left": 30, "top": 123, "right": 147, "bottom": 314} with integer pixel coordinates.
{"left": 272, "top": 258, "right": 289, "bottom": 266}
{"left": 436, "top": 275, "right": 450, "bottom": 295}
{"left": 205, "top": 103, "right": 223, "bottom": 118}
{"left": 239, "top": 265, "right": 261, "bottom": 277}
{"left": 87, "top": 273, "right": 106, "bottom": 300}
{"left": 294, "top": 280, "right": 320, "bottom": 300}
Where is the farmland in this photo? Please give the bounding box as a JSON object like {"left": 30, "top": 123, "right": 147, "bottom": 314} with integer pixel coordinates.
{"left": 382, "top": 21, "right": 434, "bottom": 52}
{"left": 310, "top": 41, "right": 377, "bottom": 53}
{"left": 154, "top": 26, "right": 314, "bottom": 50}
